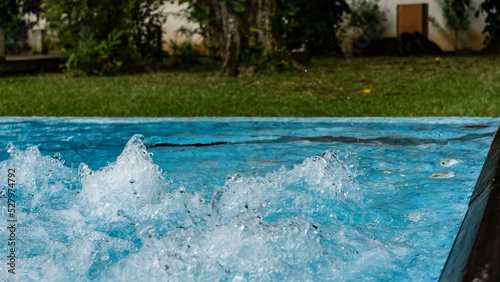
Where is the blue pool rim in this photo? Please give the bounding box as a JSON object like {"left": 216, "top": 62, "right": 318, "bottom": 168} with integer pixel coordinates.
{"left": 440, "top": 126, "right": 500, "bottom": 281}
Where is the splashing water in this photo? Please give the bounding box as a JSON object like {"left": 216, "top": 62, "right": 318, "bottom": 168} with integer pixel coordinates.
{"left": 0, "top": 135, "right": 380, "bottom": 281}
{"left": 1, "top": 116, "right": 497, "bottom": 281}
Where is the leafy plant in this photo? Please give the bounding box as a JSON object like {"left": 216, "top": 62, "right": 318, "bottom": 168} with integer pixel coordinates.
{"left": 476, "top": 0, "right": 500, "bottom": 53}
{"left": 340, "top": 0, "right": 386, "bottom": 39}
{"left": 42, "top": 0, "right": 168, "bottom": 74}
{"left": 0, "top": 0, "right": 41, "bottom": 54}
{"left": 167, "top": 39, "right": 198, "bottom": 65}
{"left": 63, "top": 29, "right": 124, "bottom": 76}
{"left": 282, "top": 0, "right": 349, "bottom": 56}
{"left": 128, "top": 0, "right": 169, "bottom": 61}
{"left": 178, "top": 0, "right": 302, "bottom": 74}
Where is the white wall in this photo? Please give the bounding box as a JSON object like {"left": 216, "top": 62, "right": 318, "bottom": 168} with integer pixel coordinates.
{"left": 163, "top": 0, "right": 488, "bottom": 52}
{"left": 161, "top": 2, "right": 203, "bottom": 49}
{"left": 377, "top": 0, "right": 486, "bottom": 51}
{"left": 23, "top": 1, "right": 489, "bottom": 53}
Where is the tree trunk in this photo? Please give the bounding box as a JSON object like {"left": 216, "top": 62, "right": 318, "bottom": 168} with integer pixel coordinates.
{"left": 246, "top": 0, "right": 279, "bottom": 56}
{"left": 207, "top": 0, "right": 241, "bottom": 76}
{"left": 254, "top": 0, "right": 278, "bottom": 54}
{"left": 200, "top": 0, "right": 281, "bottom": 75}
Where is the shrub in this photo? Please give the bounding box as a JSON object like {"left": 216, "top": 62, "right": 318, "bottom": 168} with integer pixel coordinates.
{"left": 63, "top": 29, "right": 124, "bottom": 76}
{"left": 42, "top": 0, "right": 168, "bottom": 75}
{"left": 476, "top": 0, "right": 500, "bottom": 53}
{"left": 283, "top": 0, "right": 349, "bottom": 56}
{"left": 340, "top": 0, "right": 386, "bottom": 39}
{"left": 167, "top": 39, "right": 198, "bottom": 65}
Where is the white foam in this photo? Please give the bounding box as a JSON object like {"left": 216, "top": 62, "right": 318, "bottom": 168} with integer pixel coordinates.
{"left": 77, "top": 134, "right": 166, "bottom": 220}
{"left": 0, "top": 135, "right": 387, "bottom": 281}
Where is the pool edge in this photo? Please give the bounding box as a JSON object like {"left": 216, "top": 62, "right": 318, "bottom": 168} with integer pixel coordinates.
{"left": 440, "top": 126, "right": 500, "bottom": 281}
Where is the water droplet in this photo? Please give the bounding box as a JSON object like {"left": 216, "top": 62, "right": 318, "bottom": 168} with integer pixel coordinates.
{"left": 5, "top": 142, "right": 17, "bottom": 154}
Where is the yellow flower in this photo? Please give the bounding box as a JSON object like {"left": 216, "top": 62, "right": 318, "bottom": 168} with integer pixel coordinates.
{"left": 361, "top": 89, "right": 372, "bottom": 93}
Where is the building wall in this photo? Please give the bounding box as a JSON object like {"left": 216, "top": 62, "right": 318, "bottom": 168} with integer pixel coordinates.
{"left": 21, "top": 1, "right": 488, "bottom": 54}
{"left": 164, "top": 0, "right": 488, "bottom": 52}
{"left": 162, "top": 2, "right": 203, "bottom": 45}
{"left": 377, "top": 0, "right": 486, "bottom": 51}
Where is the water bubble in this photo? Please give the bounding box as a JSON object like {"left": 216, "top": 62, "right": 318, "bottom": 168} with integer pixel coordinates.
{"left": 440, "top": 159, "right": 462, "bottom": 167}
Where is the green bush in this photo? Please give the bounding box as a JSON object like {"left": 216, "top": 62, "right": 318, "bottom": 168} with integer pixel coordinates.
{"left": 477, "top": 0, "right": 500, "bottom": 53}
{"left": 167, "top": 39, "right": 198, "bottom": 65}
{"left": 340, "top": 0, "right": 386, "bottom": 38}
{"left": 282, "top": 0, "right": 349, "bottom": 56}
{"left": 63, "top": 29, "right": 124, "bottom": 76}
{"left": 42, "top": 0, "right": 168, "bottom": 75}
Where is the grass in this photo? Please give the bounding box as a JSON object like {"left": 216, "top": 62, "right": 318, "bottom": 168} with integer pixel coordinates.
{"left": 1, "top": 56, "right": 499, "bottom": 117}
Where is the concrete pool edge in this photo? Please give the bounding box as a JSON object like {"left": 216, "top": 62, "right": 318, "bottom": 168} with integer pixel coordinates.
{"left": 440, "top": 126, "right": 500, "bottom": 281}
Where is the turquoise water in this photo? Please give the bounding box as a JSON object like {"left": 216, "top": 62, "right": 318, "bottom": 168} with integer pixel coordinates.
{"left": 0, "top": 117, "right": 499, "bottom": 281}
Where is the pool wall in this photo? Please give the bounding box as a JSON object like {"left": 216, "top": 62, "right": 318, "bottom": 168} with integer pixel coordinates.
{"left": 440, "top": 126, "right": 500, "bottom": 281}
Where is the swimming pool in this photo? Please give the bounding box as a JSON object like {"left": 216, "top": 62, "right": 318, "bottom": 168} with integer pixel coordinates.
{"left": 1, "top": 117, "right": 499, "bottom": 281}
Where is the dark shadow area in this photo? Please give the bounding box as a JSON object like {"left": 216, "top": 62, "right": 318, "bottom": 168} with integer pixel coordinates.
{"left": 146, "top": 131, "right": 496, "bottom": 148}
{"left": 440, "top": 126, "right": 500, "bottom": 281}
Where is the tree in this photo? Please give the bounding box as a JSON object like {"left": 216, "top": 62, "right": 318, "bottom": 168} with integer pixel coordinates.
{"left": 206, "top": 0, "right": 242, "bottom": 76}
{"left": 181, "top": 0, "right": 348, "bottom": 76}
{"left": 476, "top": 0, "right": 500, "bottom": 53}
{"left": 0, "top": 0, "right": 18, "bottom": 27}
{"left": 180, "top": 0, "right": 285, "bottom": 76}
{"left": 285, "top": 0, "right": 349, "bottom": 56}
{"left": 430, "top": 0, "right": 472, "bottom": 51}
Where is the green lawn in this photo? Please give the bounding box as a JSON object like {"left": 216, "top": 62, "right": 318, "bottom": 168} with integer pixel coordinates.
{"left": 1, "top": 56, "right": 499, "bottom": 117}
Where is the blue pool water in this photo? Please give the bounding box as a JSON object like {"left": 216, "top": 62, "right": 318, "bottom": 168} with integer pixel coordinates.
{"left": 1, "top": 117, "right": 499, "bottom": 281}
